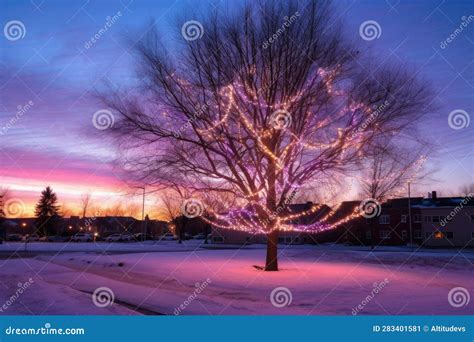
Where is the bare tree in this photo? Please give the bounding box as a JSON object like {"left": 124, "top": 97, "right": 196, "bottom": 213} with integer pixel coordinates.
{"left": 104, "top": 0, "right": 433, "bottom": 270}
{"left": 358, "top": 140, "right": 429, "bottom": 249}
{"left": 159, "top": 187, "right": 189, "bottom": 243}
{"left": 460, "top": 183, "right": 474, "bottom": 196}
{"left": 126, "top": 202, "right": 141, "bottom": 218}
{"left": 159, "top": 185, "right": 236, "bottom": 243}
{"left": 80, "top": 193, "right": 91, "bottom": 218}
{"left": 105, "top": 203, "right": 126, "bottom": 217}
{"left": 60, "top": 204, "right": 76, "bottom": 218}
{"left": 359, "top": 142, "right": 429, "bottom": 202}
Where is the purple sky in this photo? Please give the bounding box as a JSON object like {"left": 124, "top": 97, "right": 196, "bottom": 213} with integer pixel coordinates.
{"left": 0, "top": 0, "right": 473, "bottom": 217}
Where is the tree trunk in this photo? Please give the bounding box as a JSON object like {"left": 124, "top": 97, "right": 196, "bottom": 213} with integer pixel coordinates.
{"left": 370, "top": 218, "right": 375, "bottom": 250}
{"left": 265, "top": 229, "right": 279, "bottom": 271}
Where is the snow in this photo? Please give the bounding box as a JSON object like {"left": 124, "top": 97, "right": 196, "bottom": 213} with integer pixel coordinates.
{"left": 0, "top": 242, "right": 472, "bottom": 315}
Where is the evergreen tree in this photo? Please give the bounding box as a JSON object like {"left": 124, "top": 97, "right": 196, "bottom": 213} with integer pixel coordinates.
{"left": 35, "top": 186, "right": 61, "bottom": 236}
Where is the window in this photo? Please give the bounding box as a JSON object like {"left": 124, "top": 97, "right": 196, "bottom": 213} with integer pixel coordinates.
{"left": 425, "top": 232, "right": 431, "bottom": 238}
{"left": 434, "top": 231, "right": 445, "bottom": 239}
{"left": 366, "top": 230, "right": 372, "bottom": 239}
{"left": 432, "top": 216, "right": 440, "bottom": 223}
{"left": 401, "top": 215, "right": 407, "bottom": 223}
{"left": 414, "top": 230, "right": 422, "bottom": 239}
{"left": 379, "top": 215, "right": 390, "bottom": 224}
{"left": 446, "top": 232, "right": 453, "bottom": 239}
{"left": 379, "top": 230, "right": 391, "bottom": 239}
{"left": 402, "top": 230, "right": 407, "bottom": 239}
{"left": 414, "top": 215, "right": 422, "bottom": 223}
{"left": 470, "top": 215, "right": 474, "bottom": 222}
{"left": 278, "top": 237, "right": 285, "bottom": 243}
{"left": 472, "top": 232, "right": 474, "bottom": 239}
{"left": 424, "top": 216, "right": 432, "bottom": 223}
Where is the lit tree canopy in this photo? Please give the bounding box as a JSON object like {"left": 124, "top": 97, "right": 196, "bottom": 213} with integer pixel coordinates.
{"left": 105, "top": 0, "right": 434, "bottom": 270}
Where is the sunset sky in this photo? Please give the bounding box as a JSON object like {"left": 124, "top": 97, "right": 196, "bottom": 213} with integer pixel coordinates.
{"left": 1, "top": 0, "right": 473, "bottom": 218}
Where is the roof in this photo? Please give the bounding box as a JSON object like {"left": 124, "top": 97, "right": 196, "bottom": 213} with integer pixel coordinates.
{"left": 383, "top": 197, "right": 424, "bottom": 208}
{"left": 412, "top": 196, "right": 474, "bottom": 208}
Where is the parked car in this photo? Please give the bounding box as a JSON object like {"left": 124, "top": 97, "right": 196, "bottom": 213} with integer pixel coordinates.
{"left": 160, "top": 233, "right": 177, "bottom": 241}
{"left": 71, "top": 233, "right": 93, "bottom": 242}
{"left": 193, "top": 233, "right": 208, "bottom": 240}
{"left": 7, "top": 234, "right": 23, "bottom": 241}
{"left": 25, "top": 234, "right": 40, "bottom": 242}
{"left": 133, "top": 233, "right": 154, "bottom": 241}
{"left": 105, "top": 233, "right": 132, "bottom": 242}
{"left": 184, "top": 233, "right": 193, "bottom": 240}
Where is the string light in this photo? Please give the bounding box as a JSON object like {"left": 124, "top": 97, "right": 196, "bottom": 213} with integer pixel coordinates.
{"left": 164, "top": 65, "right": 392, "bottom": 235}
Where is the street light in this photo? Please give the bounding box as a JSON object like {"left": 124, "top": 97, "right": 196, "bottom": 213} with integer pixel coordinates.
{"left": 408, "top": 181, "right": 413, "bottom": 246}
{"left": 138, "top": 186, "right": 146, "bottom": 241}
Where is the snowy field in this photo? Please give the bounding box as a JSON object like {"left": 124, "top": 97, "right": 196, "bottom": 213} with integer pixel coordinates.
{"left": 0, "top": 242, "right": 472, "bottom": 315}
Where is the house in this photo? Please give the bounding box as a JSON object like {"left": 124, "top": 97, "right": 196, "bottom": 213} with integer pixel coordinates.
{"left": 0, "top": 219, "right": 10, "bottom": 241}
{"left": 5, "top": 218, "right": 36, "bottom": 235}
{"left": 325, "top": 201, "right": 367, "bottom": 245}
{"left": 85, "top": 216, "right": 169, "bottom": 237}
{"left": 364, "top": 197, "right": 424, "bottom": 246}
{"left": 6, "top": 216, "right": 169, "bottom": 238}
{"left": 172, "top": 216, "right": 212, "bottom": 238}
{"left": 211, "top": 202, "right": 331, "bottom": 245}
{"left": 339, "top": 191, "right": 474, "bottom": 248}
{"left": 415, "top": 192, "right": 474, "bottom": 247}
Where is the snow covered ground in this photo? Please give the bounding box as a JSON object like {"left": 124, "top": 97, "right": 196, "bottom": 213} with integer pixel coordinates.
{"left": 0, "top": 242, "right": 472, "bottom": 315}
